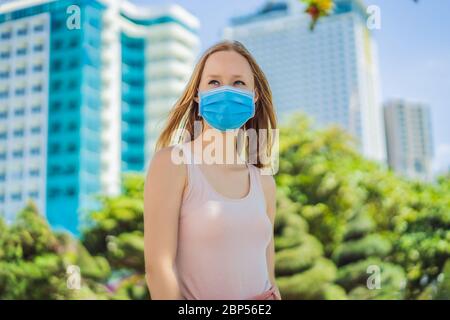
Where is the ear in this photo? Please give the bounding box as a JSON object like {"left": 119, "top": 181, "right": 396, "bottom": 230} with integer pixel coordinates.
{"left": 254, "top": 89, "right": 259, "bottom": 104}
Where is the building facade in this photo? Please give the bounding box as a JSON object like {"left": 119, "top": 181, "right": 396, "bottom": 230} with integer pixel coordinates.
{"left": 223, "top": 0, "right": 386, "bottom": 162}
{"left": 384, "top": 100, "right": 434, "bottom": 181}
{"left": 0, "top": 0, "right": 200, "bottom": 235}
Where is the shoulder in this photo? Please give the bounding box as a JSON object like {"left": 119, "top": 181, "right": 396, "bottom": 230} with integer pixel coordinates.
{"left": 254, "top": 166, "right": 276, "bottom": 201}
{"left": 146, "top": 145, "right": 187, "bottom": 183}
{"left": 258, "top": 169, "right": 276, "bottom": 193}
{"left": 255, "top": 167, "right": 276, "bottom": 219}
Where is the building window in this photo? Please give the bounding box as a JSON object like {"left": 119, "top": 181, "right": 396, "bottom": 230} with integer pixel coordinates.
{"left": 0, "top": 152, "right": 6, "bottom": 160}
{"left": 11, "top": 192, "right": 22, "bottom": 201}
{"left": 0, "top": 173, "right": 5, "bottom": 181}
{"left": 68, "top": 37, "right": 78, "bottom": 48}
{"left": 12, "top": 150, "right": 24, "bottom": 158}
{"left": 68, "top": 58, "right": 79, "bottom": 69}
{"left": 0, "top": 90, "right": 9, "bottom": 99}
{"left": 66, "top": 187, "right": 76, "bottom": 197}
{"left": 15, "top": 88, "right": 26, "bottom": 96}
{"left": 53, "top": 38, "right": 63, "bottom": 50}
{"left": 17, "top": 28, "right": 28, "bottom": 36}
{"left": 32, "top": 84, "right": 43, "bottom": 93}
{"left": 50, "top": 143, "right": 60, "bottom": 154}
{"left": 31, "top": 105, "right": 42, "bottom": 113}
{"left": 31, "top": 126, "right": 41, "bottom": 134}
{"left": 51, "top": 101, "right": 62, "bottom": 112}
{"left": 0, "top": 51, "right": 11, "bottom": 59}
{"left": 48, "top": 188, "right": 60, "bottom": 198}
{"left": 14, "top": 108, "right": 25, "bottom": 116}
{"left": 67, "top": 79, "right": 77, "bottom": 89}
{"left": 29, "top": 190, "right": 39, "bottom": 198}
{"left": 33, "top": 64, "right": 43, "bottom": 73}
{"left": 0, "top": 70, "right": 9, "bottom": 79}
{"left": 65, "top": 164, "right": 76, "bottom": 174}
{"left": 52, "top": 19, "right": 64, "bottom": 31}
{"left": 16, "top": 47, "right": 27, "bottom": 56}
{"left": 50, "top": 122, "right": 61, "bottom": 133}
{"left": 33, "top": 24, "right": 44, "bottom": 32}
{"left": 1, "top": 31, "right": 11, "bottom": 39}
{"left": 0, "top": 132, "right": 7, "bottom": 139}
{"left": 52, "top": 59, "right": 62, "bottom": 72}
{"left": 29, "top": 168, "right": 40, "bottom": 176}
{"left": 52, "top": 80, "right": 62, "bottom": 91}
{"left": 16, "top": 68, "right": 26, "bottom": 76}
{"left": 68, "top": 100, "right": 78, "bottom": 110}
{"left": 67, "top": 143, "right": 77, "bottom": 153}
{"left": 68, "top": 121, "right": 77, "bottom": 131}
{"left": 13, "top": 129, "right": 24, "bottom": 137}
{"left": 33, "top": 44, "right": 44, "bottom": 52}
{"left": 30, "top": 147, "right": 40, "bottom": 155}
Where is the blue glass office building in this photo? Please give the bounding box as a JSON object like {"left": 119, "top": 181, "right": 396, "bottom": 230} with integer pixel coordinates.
{"left": 0, "top": 0, "right": 200, "bottom": 236}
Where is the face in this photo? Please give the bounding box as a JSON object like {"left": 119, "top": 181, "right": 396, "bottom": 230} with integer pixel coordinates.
{"left": 194, "top": 50, "right": 259, "bottom": 131}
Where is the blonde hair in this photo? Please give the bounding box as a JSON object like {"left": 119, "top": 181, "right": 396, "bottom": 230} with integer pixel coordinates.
{"left": 155, "top": 40, "right": 277, "bottom": 168}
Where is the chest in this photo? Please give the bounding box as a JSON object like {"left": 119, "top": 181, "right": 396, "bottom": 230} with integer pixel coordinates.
{"left": 180, "top": 199, "right": 272, "bottom": 248}
{"left": 198, "top": 164, "right": 251, "bottom": 200}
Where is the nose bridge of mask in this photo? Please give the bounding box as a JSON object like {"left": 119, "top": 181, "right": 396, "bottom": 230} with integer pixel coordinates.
{"left": 200, "top": 85, "right": 254, "bottom": 100}
{"left": 201, "top": 90, "right": 254, "bottom": 107}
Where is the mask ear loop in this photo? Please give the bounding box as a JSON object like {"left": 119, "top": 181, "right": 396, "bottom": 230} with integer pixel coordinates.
{"left": 193, "top": 91, "right": 204, "bottom": 140}
{"left": 236, "top": 125, "right": 247, "bottom": 165}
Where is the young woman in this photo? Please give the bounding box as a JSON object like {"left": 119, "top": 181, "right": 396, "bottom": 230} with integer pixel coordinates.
{"left": 143, "top": 40, "right": 281, "bottom": 300}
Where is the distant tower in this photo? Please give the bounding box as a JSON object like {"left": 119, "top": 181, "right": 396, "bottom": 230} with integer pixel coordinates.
{"left": 384, "top": 100, "right": 434, "bottom": 181}
{"left": 223, "top": 0, "right": 386, "bottom": 163}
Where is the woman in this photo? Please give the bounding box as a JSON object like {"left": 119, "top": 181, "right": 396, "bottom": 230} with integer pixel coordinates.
{"left": 144, "top": 40, "right": 281, "bottom": 300}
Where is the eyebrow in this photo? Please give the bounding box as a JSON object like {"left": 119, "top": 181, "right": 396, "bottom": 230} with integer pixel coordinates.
{"left": 206, "top": 74, "right": 245, "bottom": 78}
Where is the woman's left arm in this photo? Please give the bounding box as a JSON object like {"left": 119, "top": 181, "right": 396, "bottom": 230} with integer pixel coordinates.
{"left": 261, "top": 174, "right": 282, "bottom": 300}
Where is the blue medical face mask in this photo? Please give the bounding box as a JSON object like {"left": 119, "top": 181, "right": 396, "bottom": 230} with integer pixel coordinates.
{"left": 198, "top": 85, "right": 255, "bottom": 131}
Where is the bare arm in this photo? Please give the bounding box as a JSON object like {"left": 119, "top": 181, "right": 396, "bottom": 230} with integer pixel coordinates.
{"left": 144, "top": 147, "right": 186, "bottom": 300}
{"left": 261, "top": 174, "right": 282, "bottom": 300}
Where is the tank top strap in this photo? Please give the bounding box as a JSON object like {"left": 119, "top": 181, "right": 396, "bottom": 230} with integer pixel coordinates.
{"left": 248, "top": 163, "right": 264, "bottom": 199}
{"left": 178, "top": 142, "right": 196, "bottom": 201}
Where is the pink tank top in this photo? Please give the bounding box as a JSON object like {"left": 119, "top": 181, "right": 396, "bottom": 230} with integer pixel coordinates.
{"left": 174, "top": 142, "right": 273, "bottom": 300}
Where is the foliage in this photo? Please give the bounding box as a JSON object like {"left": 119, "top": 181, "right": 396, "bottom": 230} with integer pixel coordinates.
{"left": 1, "top": 113, "right": 448, "bottom": 300}
{"left": 276, "top": 113, "right": 449, "bottom": 299}
{"left": 0, "top": 202, "right": 111, "bottom": 299}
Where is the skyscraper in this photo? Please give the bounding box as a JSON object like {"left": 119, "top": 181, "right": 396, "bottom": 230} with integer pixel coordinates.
{"left": 384, "top": 100, "right": 434, "bottom": 181}
{"left": 0, "top": 0, "right": 200, "bottom": 235}
{"left": 223, "top": 0, "right": 386, "bottom": 162}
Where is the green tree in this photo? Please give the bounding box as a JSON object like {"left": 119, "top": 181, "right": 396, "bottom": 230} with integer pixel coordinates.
{"left": 0, "top": 201, "right": 111, "bottom": 299}
{"left": 81, "top": 172, "right": 149, "bottom": 299}
{"left": 276, "top": 113, "right": 449, "bottom": 299}
{"left": 275, "top": 190, "right": 347, "bottom": 299}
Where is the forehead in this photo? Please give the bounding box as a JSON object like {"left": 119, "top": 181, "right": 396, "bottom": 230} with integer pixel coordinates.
{"left": 203, "top": 50, "right": 253, "bottom": 77}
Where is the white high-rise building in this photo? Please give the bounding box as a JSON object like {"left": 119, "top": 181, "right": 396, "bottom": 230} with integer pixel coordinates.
{"left": 223, "top": 0, "right": 386, "bottom": 162}
{"left": 0, "top": 0, "right": 200, "bottom": 235}
{"left": 384, "top": 100, "right": 434, "bottom": 181}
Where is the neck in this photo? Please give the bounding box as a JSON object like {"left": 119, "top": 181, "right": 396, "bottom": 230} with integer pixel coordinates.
{"left": 193, "top": 129, "right": 246, "bottom": 166}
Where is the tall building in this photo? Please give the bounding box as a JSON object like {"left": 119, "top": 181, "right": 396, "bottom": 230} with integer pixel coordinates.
{"left": 223, "top": 0, "right": 386, "bottom": 162}
{"left": 0, "top": 0, "right": 200, "bottom": 235}
{"left": 384, "top": 100, "right": 434, "bottom": 181}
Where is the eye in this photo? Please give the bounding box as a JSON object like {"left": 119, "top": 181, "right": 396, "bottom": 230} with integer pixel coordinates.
{"left": 208, "top": 80, "right": 220, "bottom": 86}
{"left": 234, "top": 80, "right": 246, "bottom": 86}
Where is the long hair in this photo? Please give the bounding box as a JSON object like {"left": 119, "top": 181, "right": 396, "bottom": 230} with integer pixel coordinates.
{"left": 155, "top": 40, "right": 277, "bottom": 169}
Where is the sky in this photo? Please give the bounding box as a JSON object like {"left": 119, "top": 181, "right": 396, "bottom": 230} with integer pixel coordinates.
{"left": 131, "top": 0, "right": 450, "bottom": 174}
